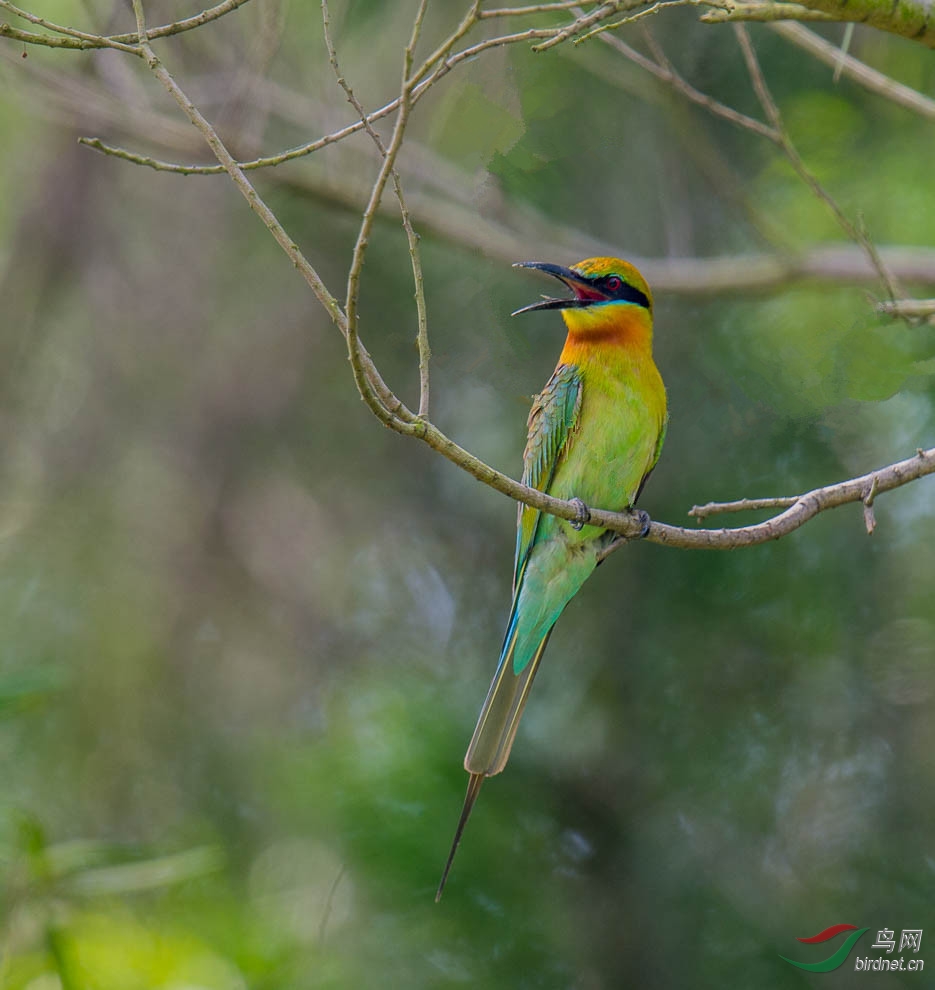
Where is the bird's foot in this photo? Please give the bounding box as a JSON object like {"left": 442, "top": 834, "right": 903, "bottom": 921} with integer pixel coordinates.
{"left": 570, "top": 497, "right": 591, "bottom": 531}
{"left": 631, "top": 508, "right": 651, "bottom": 539}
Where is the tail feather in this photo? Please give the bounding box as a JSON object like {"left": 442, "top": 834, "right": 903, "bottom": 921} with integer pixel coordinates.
{"left": 435, "top": 773, "right": 484, "bottom": 902}
{"left": 464, "top": 627, "right": 553, "bottom": 776}
{"left": 435, "top": 626, "right": 553, "bottom": 901}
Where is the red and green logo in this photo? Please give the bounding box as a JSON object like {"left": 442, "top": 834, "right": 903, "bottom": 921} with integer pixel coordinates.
{"left": 780, "top": 924, "right": 869, "bottom": 972}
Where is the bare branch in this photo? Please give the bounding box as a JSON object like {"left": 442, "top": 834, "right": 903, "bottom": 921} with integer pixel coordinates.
{"left": 862, "top": 475, "right": 877, "bottom": 535}
{"left": 109, "top": 0, "right": 256, "bottom": 44}
{"left": 794, "top": 0, "right": 935, "bottom": 47}
{"left": 697, "top": 0, "right": 935, "bottom": 43}
{"left": 1, "top": 0, "right": 133, "bottom": 47}
{"left": 533, "top": 0, "right": 629, "bottom": 50}
{"left": 0, "top": 0, "right": 254, "bottom": 52}
{"left": 130, "top": 0, "right": 146, "bottom": 43}
{"left": 768, "top": 22, "right": 935, "bottom": 121}
{"left": 76, "top": 10, "right": 554, "bottom": 179}
{"left": 688, "top": 495, "right": 799, "bottom": 519}
{"left": 0, "top": 23, "right": 87, "bottom": 49}
{"left": 700, "top": 0, "right": 833, "bottom": 23}
{"left": 598, "top": 447, "right": 935, "bottom": 559}
{"left": 733, "top": 24, "right": 900, "bottom": 303}
{"left": 77, "top": 106, "right": 404, "bottom": 175}
{"left": 0, "top": 17, "right": 140, "bottom": 54}
{"left": 480, "top": 1, "right": 600, "bottom": 15}
{"left": 72, "top": 127, "right": 935, "bottom": 296}
{"left": 877, "top": 298, "right": 935, "bottom": 321}
{"left": 322, "top": 0, "right": 431, "bottom": 418}
{"left": 597, "top": 23, "right": 923, "bottom": 311}
{"left": 404, "top": 2, "right": 432, "bottom": 418}
{"left": 575, "top": 0, "right": 726, "bottom": 41}
{"left": 117, "top": 19, "right": 410, "bottom": 430}
{"left": 635, "top": 25, "right": 778, "bottom": 139}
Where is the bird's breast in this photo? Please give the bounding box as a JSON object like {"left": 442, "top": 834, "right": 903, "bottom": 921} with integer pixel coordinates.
{"left": 550, "top": 351, "right": 666, "bottom": 514}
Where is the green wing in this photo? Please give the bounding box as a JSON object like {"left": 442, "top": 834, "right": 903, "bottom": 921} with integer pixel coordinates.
{"left": 463, "top": 364, "right": 582, "bottom": 777}
{"left": 513, "top": 363, "right": 583, "bottom": 592}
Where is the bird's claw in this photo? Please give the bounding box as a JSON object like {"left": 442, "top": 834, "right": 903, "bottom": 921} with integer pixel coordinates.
{"left": 631, "top": 508, "right": 651, "bottom": 539}
{"left": 570, "top": 497, "right": 591, "bottom": 531}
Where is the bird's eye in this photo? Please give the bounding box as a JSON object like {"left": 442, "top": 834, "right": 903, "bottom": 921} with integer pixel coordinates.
{"left": 606, "top": 275, "right": 623, "bottom": 292}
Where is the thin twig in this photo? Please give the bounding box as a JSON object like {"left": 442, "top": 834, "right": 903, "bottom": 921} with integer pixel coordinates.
{"left": 109, "top": 0, "right": 255, "bottom": 44}
{"left": 534, "top": 0, "right": 627, "bottom": 50}
{"left": 79, "top": 104, "right": 405, "bottom": 175}
{"left": 0, "top": 0, "right": 254, "bottom": 52}
{"left": 77, "top": 9, "right": 546, "bottom": 177}
{"left": 689, "top": 495, "right": 799, "bottom": 519}
{"left": 73, "top": 125, "right": 935, "bottom": 295}
{"left": 599, "top": 20, "right": 919, "bottom": 307}
{"left": 403, "top": 1, "right": 432, "bottom": 418}
{"left": 637, "top": 25, "right": 778, "bottom": 139}
{"left": 480, "top": 0, "right": 598, "bottom": 15}
{"left": 341, "top": 0, "right": 442, "bottom": 427}
{"left": 322, "top": 0, "right": 431, "bottom": 418}
{"left": 832, "top": 23, "right": 855, "bottom": 83}
{"left": 123, "top": 17, "right": 408, "bottom": 427}
{"left": 317, "top": 864, "right": 347, "bottom": 946}
{"left": 130, "top": 0, "right": 146, "bottom": 42}
{"left": 575, "top": 0, "right": 725, "bottom": 42}
{"left": 862, "top": 475, "right": 877, "bottom": 535}
{"left": 733, "top": 24, "right": 901, "bottom": 304}
{"left": 589, "top": 19, "right": 933, "bottom": 310}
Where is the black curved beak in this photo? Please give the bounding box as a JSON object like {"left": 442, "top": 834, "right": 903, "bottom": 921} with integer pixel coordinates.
{"left": 511, "top": 261, "right": 596, "bottom": 316}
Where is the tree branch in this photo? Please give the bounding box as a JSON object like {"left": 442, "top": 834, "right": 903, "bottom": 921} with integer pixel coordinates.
{"left": 701, "top": 1, "right": 834, "bottom": 23}
{"left": 0, "top": 20, "right": 140, "bottom": 54}
{"left": 575, "top": 0, "right": 717, "bottom": 41}
{"left": 591, "top": 23, "right": 904, "bottom": 307}
{"left": 0, "top": 0, "right": 254, "bottom": 52}
{"left": 598, "top": 446, "right": 935, "bottom": 559}
{"left": 109, "top": 0, "right": 256, "bottom": 44}
{"left": 322, "top": 0, "right": 431, "bottom": 418}
{"left": 688, "top": 495, "right": 799, "bottom": 519}
{"left": 117, "top": 13, "right": 408, "bottom": 428}
{"left": 768, "top": 22, "right": 935, "bottom": 121}
{"left": 734, "top": 24, "right": 899, "bottom": 302}
{"left": 633, "top": 24, "right": 778, "bottom": 138}
{"left": 877, "top": 298, "right": 935, "bottom": 321}
{"left": 797, "top": 0, "right": 935, "bottom": 47}
{"left": 698, "top": 0, "right": 935, "bottom": 44}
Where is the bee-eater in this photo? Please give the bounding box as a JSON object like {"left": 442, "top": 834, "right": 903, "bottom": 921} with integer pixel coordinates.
{"left": 435, "top": 257, "right": 667, "bottom": 901}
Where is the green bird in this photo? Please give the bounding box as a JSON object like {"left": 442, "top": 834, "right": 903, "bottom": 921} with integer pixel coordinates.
{"left": 436, "top": 257, "right": 667, "bottom": 900}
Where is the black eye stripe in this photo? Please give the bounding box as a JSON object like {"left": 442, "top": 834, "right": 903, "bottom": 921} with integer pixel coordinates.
{"left": 595, "top": 275, "right": 650, "bottom": 309}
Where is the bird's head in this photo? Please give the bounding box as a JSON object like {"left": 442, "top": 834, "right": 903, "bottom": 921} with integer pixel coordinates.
{"left": 512, "top": 256, "right": 653, "bottom": 343}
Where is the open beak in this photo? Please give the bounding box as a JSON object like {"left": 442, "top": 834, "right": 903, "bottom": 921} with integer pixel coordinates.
{"left": 511, "top": 261, "right": 602, "bottom": 316}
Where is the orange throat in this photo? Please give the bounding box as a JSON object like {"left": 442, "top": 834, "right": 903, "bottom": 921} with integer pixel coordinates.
{"left": 558, "top": 305, "right": 653, "bottom": 365}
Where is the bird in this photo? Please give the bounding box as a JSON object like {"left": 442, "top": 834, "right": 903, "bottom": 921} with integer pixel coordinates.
{"left": 435, "top": 257, "right": 668, "bottom": 901}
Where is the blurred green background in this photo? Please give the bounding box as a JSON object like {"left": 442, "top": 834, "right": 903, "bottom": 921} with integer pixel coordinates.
{"left": 1, "top": 1, "right": 934, "bottom": 987}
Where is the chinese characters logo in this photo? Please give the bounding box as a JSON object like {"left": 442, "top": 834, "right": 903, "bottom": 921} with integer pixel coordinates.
{"left": 781, "top": 924, "right": 924, "bottom": 974}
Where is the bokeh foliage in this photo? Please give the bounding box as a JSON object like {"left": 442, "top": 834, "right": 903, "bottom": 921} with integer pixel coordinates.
{"left": 1, "top": 1, "right": 934, "bottom": 987}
